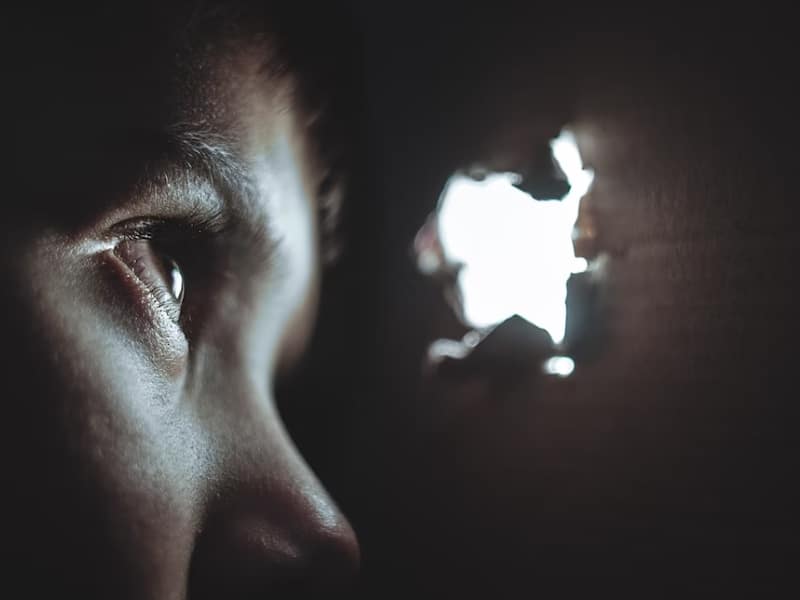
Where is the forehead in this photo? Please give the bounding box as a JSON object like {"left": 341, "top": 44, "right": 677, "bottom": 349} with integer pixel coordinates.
{"left": 34, "top": 15, "right": 281, "bottom": 131}
{"left": 10, "top": 9, "right": 294, "bottom": 218}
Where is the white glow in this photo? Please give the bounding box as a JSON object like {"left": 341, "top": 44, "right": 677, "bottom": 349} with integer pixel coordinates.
{"left": 169, "top": 262, "right": 184, "bottom": 302}
{"left": 427, "top": 338, "right": 471, "bottom": 362}
{"left": 416, "top": 248, "right": 441, "bottom": 275}
{"left": 542, "top": 355, "right": 575, "bottom": 377}
{"left": 435, "top": 128, "right": 594, "bottom": 343}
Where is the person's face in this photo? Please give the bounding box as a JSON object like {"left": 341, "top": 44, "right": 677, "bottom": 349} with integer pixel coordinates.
{"left": 2, "top": 11, "right": 358, "bottom": 599}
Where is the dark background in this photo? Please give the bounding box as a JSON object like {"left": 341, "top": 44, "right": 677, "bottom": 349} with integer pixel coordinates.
{"left": 281, "top": 4, "right": 799, "bottom": 597}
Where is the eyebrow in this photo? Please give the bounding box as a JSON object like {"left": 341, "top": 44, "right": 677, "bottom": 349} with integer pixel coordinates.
{"left": 163, "top": 123, "right": 260, "bottom": 220}
{"left": 155, "top": 123, "right": 283, "bottom": 266}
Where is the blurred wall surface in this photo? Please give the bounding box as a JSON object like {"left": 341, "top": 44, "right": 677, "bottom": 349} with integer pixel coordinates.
{"left": 285, "top": 4, "right": 799, "bottom": 597}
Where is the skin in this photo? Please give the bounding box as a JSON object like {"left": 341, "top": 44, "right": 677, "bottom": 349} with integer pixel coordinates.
{"left": 2, "top": 7, "right": 358, "bottom": 599}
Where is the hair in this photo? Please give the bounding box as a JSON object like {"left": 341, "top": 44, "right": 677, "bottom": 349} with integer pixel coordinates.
{"left": 179, "top": 0, "right": 362, "bottom": 263}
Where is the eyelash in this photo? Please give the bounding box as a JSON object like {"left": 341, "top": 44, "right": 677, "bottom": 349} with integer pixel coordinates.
{"left": 112, "top": 207, "right": 229, "bottom": 243}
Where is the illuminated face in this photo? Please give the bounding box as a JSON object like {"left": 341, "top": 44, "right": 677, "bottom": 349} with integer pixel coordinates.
{"left": 1, "top": 11, "right": 358, "bottom": 599}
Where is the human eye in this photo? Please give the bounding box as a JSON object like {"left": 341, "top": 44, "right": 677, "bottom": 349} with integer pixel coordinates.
{"left": 112, "top": 223, "right": 186, "bottom": 325}
{"left": 106, "top": 211, "right": 227, "bottom": 331}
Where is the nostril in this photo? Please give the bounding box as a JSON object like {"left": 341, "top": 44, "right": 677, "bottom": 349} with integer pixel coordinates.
{"left": 300, "top": 518, "right": 361, "bottom": 586}
{"left": 188, "top": 509, "right": 359, "bottom": 599}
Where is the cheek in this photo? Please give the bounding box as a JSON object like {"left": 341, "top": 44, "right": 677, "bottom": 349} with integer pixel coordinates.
{"left": 7, "top": 243, "right": 212, "bottom": 596}
{"left": 30, "top": 239, "right": 190, "bottom": 387}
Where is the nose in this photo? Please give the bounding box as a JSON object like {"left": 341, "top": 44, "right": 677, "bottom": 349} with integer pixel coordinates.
{"left": 189, "top": 407, "right": 359, "bottom": 599}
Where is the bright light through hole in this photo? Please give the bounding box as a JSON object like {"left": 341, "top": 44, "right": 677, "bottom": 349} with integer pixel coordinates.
{"left": 435, "top": 129, "right": 593, "bottom": 344}
{"left": 543, "top": 356, "right": 576, "bottom": 378}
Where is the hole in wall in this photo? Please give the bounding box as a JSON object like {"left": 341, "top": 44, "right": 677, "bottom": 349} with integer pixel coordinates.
{"left": 415, "top": 128, "right": 595, "bottom": 347}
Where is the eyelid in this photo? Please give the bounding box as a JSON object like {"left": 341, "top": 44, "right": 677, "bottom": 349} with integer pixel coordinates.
{"left": 108, "top": 206, "right": 232, "bottom": 244}
{"left": 113, "top": 239, "right": 184, "bottom": 324}
{"left": 65, "top": 161, "right": 236, "bottom": 243}
{"left": 102, "top": 207, "right": 230, "bottom": 332}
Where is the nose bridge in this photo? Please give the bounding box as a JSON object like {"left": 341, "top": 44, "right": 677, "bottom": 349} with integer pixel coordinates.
{"left": 190, "top": 383, "right": 359, "bottom": 597}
